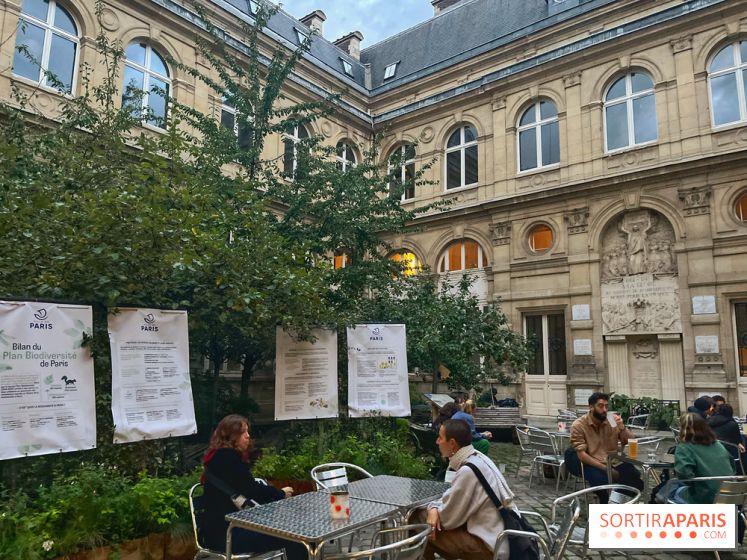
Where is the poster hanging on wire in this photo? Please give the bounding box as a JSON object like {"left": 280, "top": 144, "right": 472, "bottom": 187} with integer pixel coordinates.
{"left": 109, "top": 308, "right": 196, "bottom": 443}
{"left": 275, "top": 327, "right": 338, "bottom": 420}
{"left": 347, "top": 324, "right": 411, "bottom": 417}
{"left": 0, "top": 300, "right": 96, "bottom": 460}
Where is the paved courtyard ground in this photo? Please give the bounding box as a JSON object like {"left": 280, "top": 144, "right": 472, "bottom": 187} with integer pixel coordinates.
{"left": 484, "top": 441, "right": 747, "bottom": 560}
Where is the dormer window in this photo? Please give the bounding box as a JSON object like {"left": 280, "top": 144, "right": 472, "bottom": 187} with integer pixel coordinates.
{"left": 384, "top": 62, "right": 399, "bottom": 80}
{"left": 294, "top": 27, "right": 309, "bottom": 44}
{"left": 341, "top": 58, "right": 353, "bottom": 77}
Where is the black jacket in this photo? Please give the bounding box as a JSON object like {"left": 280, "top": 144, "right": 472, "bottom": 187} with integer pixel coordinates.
{"left": 708, "top": 414, "right": 743, "bottom": 453}
{"left": 202, "top": 448, "right": 284, "bottom": 550}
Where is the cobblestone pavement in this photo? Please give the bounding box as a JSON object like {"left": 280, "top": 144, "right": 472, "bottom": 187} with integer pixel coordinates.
{"left": 485, "top": 441, "right": 747, "bottom": 560}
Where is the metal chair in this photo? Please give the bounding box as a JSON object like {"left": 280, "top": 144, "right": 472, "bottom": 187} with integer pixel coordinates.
{"left": 625, "top": 413, "right": 650, "bottom": 431}
{"left": 188, "top": 483, "right": 286, "bottom": 560}
{"left": 514, "top": 424, "right": 535, "bottom": 475}
{"left": 718, "top": 441, "right": 746, "bottom": 476}
{"left": 670, "top": 425, "right": 680, "bottom": 443}
{"left": 310, "top": 462, "right": 373, "bottom": 490}
{"left": 527, "top": 426, "right": 565, "bottom": 491}
{"left": 323, "top": 524, "right": 431, "bottom": 560}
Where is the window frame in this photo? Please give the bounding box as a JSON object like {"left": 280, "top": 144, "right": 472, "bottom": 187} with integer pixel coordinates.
{"left": 335, "top": 141, "right": 357, "bottom": 171}
{"left": 13, "top": 0, "right": 80, "bottom": 94}
{"left": 437, "top": 239, "right": 488, "bottom": 273}
{"left": 523, "top": 312, "right": 567, "bottom": 376}
{"left": 282, "top": 122, "right": 309, "bottom": 179}
{"left": 220, "top": 96, "right": 253, "bottom": 150}
{"left": 389, "top": 250, "right": 421, "bottom": 276}
{"left": 708, "top": 42, "right": 747, "bottom": 128}
{"left": 517, "top": 100, "right": 560, "bottom": 173}
{"left": 603, "top": 72, "right": 657, "bottom": 153}
{"left": 384, "top": 62, "right": 399, "bottom": 80}
{"left": 735, "top": 192, "right": 747, "bottom": 224}
{"left": 444, "top": 125, "right": 479, "bottom": 191}
{"left": 388, "top": 144, "right": 416, "bottom": 201}
{"left": 122, "top": 42, "right": 171, "bottom": 129}
{"left": 527, "top": 223, "right": 555, "bottom": 254}
{"left": 340, "top": 58, "right": 354, "bottom": 77}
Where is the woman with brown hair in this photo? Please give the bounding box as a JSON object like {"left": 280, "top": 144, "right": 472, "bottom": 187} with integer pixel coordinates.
{"left": 656, "top": 412, "right": 734, "bottom": 504}
{"left": 451, "top": 399, "right": 493, "bottom": 454}
{"left": 202, "top": 414, "right": 307, "bottom": 559}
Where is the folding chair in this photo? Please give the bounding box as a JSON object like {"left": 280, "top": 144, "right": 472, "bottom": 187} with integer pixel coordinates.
{"left": 527, "top": 427, "right": 565, "bottom": 491}
{"left": 323, "top": 524, "right": 431, "bottom": 560}
{"left": 514, "top": 424, "right": 535, "bottom": 476}
{"left": 310, "top": 462, "right": 373, "bottom": 489}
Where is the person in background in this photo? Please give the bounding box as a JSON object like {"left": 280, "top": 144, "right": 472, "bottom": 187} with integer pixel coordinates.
{"left": 452, "top": 399, "right": 493, "bottom": 454}
{"left": 657, "top": 413, "right": 734, "bottom": 503}
{"left": 202, "top": 415, "right": 308, "bottom": 560}
{"left": 433, "top": 401, "right": 459, "bottom": 433}
{"left": 708, "top": 403, "right": 745, "bottom": 471}
{"left": 687, "top": 396, "right": 714, "bottom": 419}
{"left": 711, "top": 395, "right": 726, "bottom": 412}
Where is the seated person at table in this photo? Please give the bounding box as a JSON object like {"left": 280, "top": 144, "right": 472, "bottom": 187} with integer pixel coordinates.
{"left": 570, "top": 392, "right": 643, "bottom": 500}
{"left": 657, "top": 413, "right": 734, "bottom": 503}
{"left": 416, "top": 419, "right": 516, "bottom": 560}
{"left": 708, "top": 404, "right": 745, "bottom": 464}
{"left": 452, "top": 399, "right": 493, "bottom": 454}
{"left": 202, "top": 414, "right": 308, "bottom": 560}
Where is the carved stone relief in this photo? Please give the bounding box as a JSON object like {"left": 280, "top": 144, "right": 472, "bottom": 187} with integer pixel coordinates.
{"left": 490, "top": 221, "right": 511, "bottom": 246}
{"left": 678, "top": 186, "right": 711, "bottom": 216}
{"left": 600, "top": 210, "right": 682, "bottom": 335}
{"left": 564, "top": 207, "right": 589, "bottom": 234}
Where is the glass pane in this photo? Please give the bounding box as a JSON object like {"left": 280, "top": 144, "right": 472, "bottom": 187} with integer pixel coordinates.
{"left": 13, "top": 20, "right": 45, "bottom": 81}
{"left": 711, "top": 73, "right": 741, "bottom": 126}
{"left": 47, "top": 34, "right": 75, "bottom": 92}
{"left": 606, "top": 102, "right": 629, "bottom": 151}
{"left": 710, "top": 45, "right": 735, "bottom": 73}
{"left": 465, "top": 145, "right": 478, "bottom": 185}
{"left": 464, "top": 125, "right": 477, "bottom": 143}
{"left": 633, "top": 94, "right": 657, "bottom": 144}
{"left": 446, "top": 151, "right": 461, "bottom": 189}
{"left": 283, "top": 139, "right": 295, "bottom": 177}
{"left": 221, "top": 108, "right": 235, "bottom": 132}
{"left": 631, "top": 72, "right": 653, "bottom": 93}
{"left": 519, "top": 105, "right": 535, "bottom": 126}
{"left": 464, "top": 240, "right": 479, "bottom": 269}
{"left": 519, "top": 128, "right": 537, "bottom": 171}
{"left": 541, "top": 121, "right": 560, "bottom": 165}
{"left": 149, "top": 49, "right": 169, "bottom": 78}
{"left": 525, "top": 316, "right": 544, "bottom": 375}
{"left": 125, "top": 43, "right": 146, "bottom": 66}
{"left": 147, "top": 77, "right": 168, "bottom": 126}
{"left": 736, "top": 303, "right": 747, "bottom": 377}
{"left": 402, "top": 144, "right": 414, "bottom": 161}
{"left": 297, "top": 124, "right": 309, "bottom": 139}
{"left": 540, "top": 100, "right": 557, "bottom": 120}
{"left": 447, "top": 130, "right": 461, "bottom": 148}
{"left": 530, "top": 225, "right": 553, "bottom": 252}
{"left": 53, "top": 4, "right": 76, "bottom": 35}
{"left": 606, "top": 76, "right": 626, "bottom": 101}
{"left": 447, "top": 242, "right": 462, "bottom": 272}
{"left": 21, "top": 0, "right": 49, "bottom": 21}
{"left": 736, "top": 195, "right": 747, "bottom": 222}
{"left": 741, "top": 42, "right": 747, "bottom": 64}
{"left": 347, "top": 146, "right": 356, "bottom": 164}
{"left": 237, "top": 123, "right": 252, "bottom": 150}
{"left": 547, "top": 313, "right": 567, "bottom": 375}
{"left": 336, "top": 142, "right": 345, "bottom": 158}
{"left": 122, "top": 65, "right": 144, "bottom": 110}
{"left": 404, "top": 162, "right": 415, "bottom": 199}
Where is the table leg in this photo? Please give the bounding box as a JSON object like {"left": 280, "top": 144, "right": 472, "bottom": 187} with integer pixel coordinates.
{"left": 303, "top": 542, "right": 321, "bottom": 560}
{"left": 226, "top": 522, "right": 235, "bottom": 560}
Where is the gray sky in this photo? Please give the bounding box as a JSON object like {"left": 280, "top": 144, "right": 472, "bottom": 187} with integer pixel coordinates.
{"left": 278, "top": 0, "right": 433, "bottom": 48}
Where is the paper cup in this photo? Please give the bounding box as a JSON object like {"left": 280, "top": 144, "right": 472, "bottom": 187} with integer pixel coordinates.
{"left": 330, "top": 491, "right": 350, "bottom": 519}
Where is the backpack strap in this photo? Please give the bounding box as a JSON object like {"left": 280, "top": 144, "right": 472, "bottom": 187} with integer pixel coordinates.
{"left": 463, "top": 461, "right": 505, "bottom": 510}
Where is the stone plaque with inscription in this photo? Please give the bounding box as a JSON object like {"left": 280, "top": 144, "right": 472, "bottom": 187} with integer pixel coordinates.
{"left": 695, "top": 335, "right": 719, "bottom": 354}
{"left": 573, "top": 339, "right": 593, "bottom": 356}
{"left": 692, "top": 295, "right": 716, "bottom": 315}
{"left": 574, "top": 389, "right": 593, "bottom": 406}
{"left": 572, "top": 304, "right": 590, "bottom": 321}
{"left": 628, "top": 337, "right": 662, "bottom": 399}
{"left": 601, "top": 274, "right": 682, "bottom": 335}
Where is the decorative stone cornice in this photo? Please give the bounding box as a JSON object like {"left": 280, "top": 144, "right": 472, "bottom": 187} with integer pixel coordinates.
{"left": 563, "top": 73, "right": 582, "bottom": 88}
{"left": 678, "top": 186, "right": 711, "bottom": 216}
{"left": 670, "top": 35, "right": 693, "bottom": 54}
{"left": 489, "top": 221, "right": 511, "bottom": 246}
{"left": 491, "top": 95, "right": 506, "bottom": 111}
{"left": 564, "top": 207, "right": 589, "bottom": 234}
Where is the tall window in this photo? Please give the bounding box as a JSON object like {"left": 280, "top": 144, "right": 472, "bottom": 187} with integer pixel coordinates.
{"left": 604, "top": 72, "right": 657, "bottom": 152}
{"left": 221, "top": 97, "right": 253, "bottom": 150}
{"left": 445, "top": 125, "right": 478, "bottom": 189}
{"left": 388, "top": 144, "right": 416, "bottom": 200}
{"left": 736, "top": 303, "right": 747, "bottom": 378}
{"left": 335, "top": 141, "right": 357, "bottom": 171}
{"left": 390, "top": 251, "right": 421, "bottom": 276}
{"left": 525, "top": 313, "right": 567, "bottom": 375}
{"left": 333, "top": 250, "right": 351, "bottom": 269}
{"left": 437, "top": 239, "right": 488, "bottom": 273}
{"left": 736, "top": 193, "right": 747, "bottom": 223}
{"left": 283, "top": 123, "right": 309, "bottom": 178}
{"left": 708, "top": 41, "right": 747, "bottom": 127}
{"left": 518, "top": 100, "right": 560, "bottom": 171}
{"left": 122, "top": 43, "right": 170, "bottom": 128}
{"left": 13, "top": 0, "right": 79, "bottom": 93}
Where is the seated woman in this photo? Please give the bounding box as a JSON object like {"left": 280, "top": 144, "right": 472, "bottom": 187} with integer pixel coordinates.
{"left": 708, "top": 403, "right": 746, "bottom": 470}
{"left": 433, "top": 401, "right": 459, "bottom": 434}
{"left": 201, "top": 414, "right": 308, "bottom": 560}
{"left": 656, "top": 412, "right": 734, "bottom": 504}
{"left": 451, "top": 399, "right": 493, "bottom": 454}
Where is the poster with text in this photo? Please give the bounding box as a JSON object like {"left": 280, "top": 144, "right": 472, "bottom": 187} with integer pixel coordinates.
{"left": 275, "top": 327, "right": 338, "bottom": 420}
{"left": 109, "top": 308, "right": 196, "bottom": 443}
{"left": 347, "top": 324, "right": 410, "bottom": 417}
{"left": 0, "top": 301, "right": 95, "bottom": 460}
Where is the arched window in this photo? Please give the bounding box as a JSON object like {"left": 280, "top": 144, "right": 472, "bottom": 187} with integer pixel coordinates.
{"left": 13, "top": 0, "right": 79, "bottom": 93}
{"left": 604, "top": 72, "right": 657, "bottom": 152}
{"left": 390, "top": 251, "right": 421, "bottom": 276}
{"left": 283, "top": 123, "right": 309, "bottom": 178}
{"left": 736, "top": 193, "right": 747, "bottom": 223}
{"left": 437, "top": 239, "right": 488, "bottom": 273}
{"left": 335, "top": 141, "right": 357, "bottom": 171}
{"left": 122, "top": 43, "right": 170, "bottom": 128}
{"left": 445, "top": 125, "right": 478, "bottom": 189}
{"left": 518, "top": 100, "right": 560, "bottom": 171}
{"left": 708, "top": 41, "right": 747, "bottom": 127}
{"left": 528, "top": 224, "right": 554, "bottom": 253}
{"left": 221, "top": 96, "right": 253, "bottom": 150}
{"left": 388, "top": 144, "right": 416, "bottom": 201}
{"left": 333, "top": 250, "right": 351, "bottom": 269}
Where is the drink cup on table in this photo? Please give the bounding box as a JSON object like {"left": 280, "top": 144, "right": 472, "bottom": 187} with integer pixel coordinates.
{"left": 628, "top": 438, "right": 638, "bottom": 459}
{"left": 557, "top": 421, "right": 567, "bottom": 433}
{"left": 330, "top": 490, "right": 350, "bottom": 520}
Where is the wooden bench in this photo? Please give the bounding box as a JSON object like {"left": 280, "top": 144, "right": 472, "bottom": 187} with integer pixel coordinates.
{"left": 473, "top": 407, "right": 524, "bottom": 442}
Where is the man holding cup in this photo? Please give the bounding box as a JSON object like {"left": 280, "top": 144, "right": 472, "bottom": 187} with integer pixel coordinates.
{"left": 570, "top": 392, "right": 643, "bottom": 502}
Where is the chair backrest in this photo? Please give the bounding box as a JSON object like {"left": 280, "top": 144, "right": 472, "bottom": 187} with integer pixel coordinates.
{"left": 527, "top": 426, "right": 558, "bottom": 456}
{"left": 311, "top": 462, "right": 373, "bottom": 490}
{"left": 680, "top": 476, "right": 747, "bottom": 506}
{"left": 189, "top": 483, "right": 209, "bottom": 552}
{"left": 626, "top": 414, "right": 650, "bottom": 431}
{"left": 634, "top": 435, "right": 662, "bottom": 451}
{"left": 670, "top": 426, "right": 680, "bottom": 443}
{"left": 323, "top": 524, "right": 431, "bottom": 560}
{"left": 515, "top": 424, "right": 531, "bottom": 450}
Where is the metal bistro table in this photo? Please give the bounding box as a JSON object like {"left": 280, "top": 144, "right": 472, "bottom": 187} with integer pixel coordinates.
{"left": 606, "top": 450, "right": 675, "bottom": 501}
{"left": 225, "top": 491, "right": 398, "bottom": 560}
{"left": 337, "top": 474, "right": 451, "bottom": 520}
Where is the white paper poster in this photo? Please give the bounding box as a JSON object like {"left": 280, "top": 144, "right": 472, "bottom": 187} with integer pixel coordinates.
{"left": 0, "top": 301, "right": 95, "bottom": 460}
{"left": 109, "top": 308, "right": 196, "bottom": 443}
{"left": 347, "top": 324, "right": 410, "bottom": 418}
{"left": 274, "top": 327, "right": 338, "bottom": 420}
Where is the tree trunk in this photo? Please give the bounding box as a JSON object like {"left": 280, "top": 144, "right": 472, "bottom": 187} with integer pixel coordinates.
{"left": 240, "top": 350, "right": 258, "bottom": 401}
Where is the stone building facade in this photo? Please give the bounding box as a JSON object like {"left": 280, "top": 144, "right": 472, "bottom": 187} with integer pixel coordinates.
{"left": 1, "top": 0, "right": 747, "bottom": 418}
